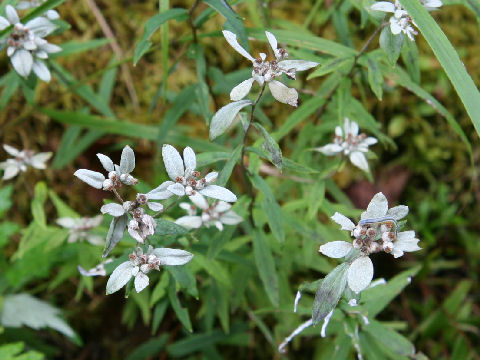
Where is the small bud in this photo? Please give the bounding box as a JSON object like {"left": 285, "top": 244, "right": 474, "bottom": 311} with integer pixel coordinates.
{"left": 140, "top": 264, "right": 150, "bottom": 274}
{"left": 102, "top": 179, "right": 114, "bottom": 191}
{"left": 367, "top": 228, "right": 377, "bottom": 238}
{"left": 136, "top": 193, "right": 148, "bottom": 205}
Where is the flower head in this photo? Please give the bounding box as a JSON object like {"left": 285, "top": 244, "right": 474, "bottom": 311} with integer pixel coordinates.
{"left": 175, "top": 193, "right": 243, "bottom": 231}
{"left": 0, "top": 144, "right": 52, "bottom": 180}
{"left": 314, "top": 118, "right": 377, "bottom": 172}
{"left": 159, "top": 144, "right": 237, "bottom": 202}
{"left": 106, "top": 246, "right": 194, "bottom": 294}
{"left": 74, "top": 145, "right": 138, "bottom": 191}
{"left": 0, "top": 5, "right": 60, "bottom": 81}
{"left": 56, "top": 215, "right": 103, "bottom": 245}
{"left": 223, "top": 30, "right": 318, "bottom": 107}
{"left": 319, "top": 192, "right": 420, "bottom": 293}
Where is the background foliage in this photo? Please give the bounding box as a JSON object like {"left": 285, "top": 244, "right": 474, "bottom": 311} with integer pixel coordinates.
{"left": 0, "top": 0, "right": 479, "bottom": 359}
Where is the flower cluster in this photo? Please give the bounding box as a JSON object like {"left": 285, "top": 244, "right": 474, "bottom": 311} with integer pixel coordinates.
{"left": 0, "top": 5, "right": 61, "bottom": 81}
{"left": 106, "top": 246, "right": 194, "bottom": 294}
{"left": 371, "top": 0, "right": 442, "bottom": 41}
{"left": 223, "top": 30, "right": 318, "bottom": 107}
{"left": 0, "top": 144, "right": 52, "bottom": 180}
{"left": 56, "top": 215, "right": 103, "bottom": 245}
{"left": 175, "top": 193, "right": 243, "bottom": 231}
{"left": 319, "top": 193, "right": 421, "bottom": 293}
{"left": 314, "top": 118, "right": 377, "bottom": 172}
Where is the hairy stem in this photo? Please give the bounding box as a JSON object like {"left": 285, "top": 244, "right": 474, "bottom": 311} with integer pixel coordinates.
{"left": 240, "top": 84, "right": 267, "bottom": 225}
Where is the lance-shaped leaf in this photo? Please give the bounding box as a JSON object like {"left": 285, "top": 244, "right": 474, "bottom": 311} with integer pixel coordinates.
{"left": 312, "top": 262, "right": 348, "bottom": 325}
{"left": 252, "top": 229, "right": 279, "bottom": 307}
{"left": 106, "top": 261, "right": 134, "bottom": 294}
{"left": 152, "top": 248, "right": 194, "bottom": 265}
{"left": 209, "top": 100, "right": 252, "bottom": 140}
{"left": 102, "top": 213, "right": 128, "bottom": 257}
{"left": 74, "top": 169, "right": 105, "bottom": 189}
{"left": 363, "top": 320, "right": 415, "bottom": 356}
{"left": 253, "top": 122, "right": 283, "bottom": 170}
{"left": 379, "top": 26, "right": 404, "bottom": 65}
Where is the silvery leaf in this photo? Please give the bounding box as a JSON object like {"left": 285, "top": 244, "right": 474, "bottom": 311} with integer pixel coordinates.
{"left": 209, "top": 100, "right": 252, "bottom": 140}
{"left": 222, "top": 30, "right": 255, "bottom": 62}
{"left": 331, "top": 212, "right": 356, "bottom": 231}
{"left": 32, "top": 60, "right": 51, "bottom": 82}
{"left": 312, "top": 262, "right": 348, "bottom": 325}
{"left": 387, "top": 205, "right": 409, "bottom": 220}
{"left": 152, "top": 248, "right": 194, "bottom": 265}
{"left": 102, "top": 213, "right": 128, "bottom": 257}
{"left": 319, "top": 241, "right": 353, "bottom": 258}
{"left": 105, "top": 261, "right": 134, "bottom": 294}
{"left": 11, "top": 49, "right": 33, "bottom": 77}
{"left": 134, "top": 272, "right": 149, "bottom": 293}
{"left": 175, "top": 215, "right": 203, "bottom": 229}
{"left": 100, "top": 203, "right": 125, "bottom": 217}
{"left": 29, "top": 152, "right": 52, "bottom": 169}
{"left": 278, "top": 60, "right": 319, "bottom": 72}
{"left": 0, "top": 293, "right": 76, "bottom": 338}
{"left": 96, "top": 153, "right": 114, "bottom": 172}
{"left": 183, "top": 147, "right": 196, "bottom": 171}
{"left": 349, "top": 151, "right": 369, "bottom": 171}
{"left": 119, "top": 145, "right": 135, "bottom": 174}
{"left": 147, "top": 181, "right": 175, "bottom": 200}
{"left": 162, "top": 144, "right": 184, "bottom": 180}
{"left": 219, "top": 211, "right": 243, "bottom": 225}
{"left": 147, "top": 201, "right": 164, "bottom": 212}
{"left": 347, "top": 256, "right": 374, "bottom": 293}
{"left": 361, "top": 192, "right": 389, "bottom": 220}
{"left": 230, "top": 78, "right": 255, "bottom": 101}
{"left": 3, "top": 144, "right": 19, "bottom": 156}
{"left": 268, "top": 80, "right": 298, "bottom": 107}
{"left": 74, "top": 169, "right": 106, "bottom": 189}
{"left": 199, "top": 185, "right": 237, "bottom": 203}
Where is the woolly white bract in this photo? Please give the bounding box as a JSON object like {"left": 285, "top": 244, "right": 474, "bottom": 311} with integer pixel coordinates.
{"left": 0, "top": 144, "right": 52, "bottom": 180}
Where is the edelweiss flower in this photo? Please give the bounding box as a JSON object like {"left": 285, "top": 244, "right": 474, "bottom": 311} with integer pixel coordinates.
{"left": 101, "top": 201, "right": 157, "bottom": 244}
{"left": 371, "top": 1, "right": 418, "bottom": 40}
{"left": 159, "top": 144, "right": 237, "bottom": 202}
{"left": 78, "top": 259, "right": 113, "bottom": 277}
{"left": 74, "top": 145, "right": 138, "bottom": 190}
{"left": 175, "top": 193, "right": 243, "bottom": 231}
{"left": 56, "top": 215, "right": 103, "bottom": 245}
{"left": 223, "top": 30, "right": 318, "bottom": 107}
{"left": 319, "top": 192, "right": 421, "bottom": 293}
{"left": 106, "top": 246, "right": 194, "bottom": 294}
{"left": 0, "top": 5, "right": 60, "bottom": 81}
{"left": 17, "top": 0, "right": 60, "bottom": 20}
{"left": 314, "top": 118, "right": 377, "bottom": 172}
{"left": 0, "top": 144, "right": 52, "bottom": 180}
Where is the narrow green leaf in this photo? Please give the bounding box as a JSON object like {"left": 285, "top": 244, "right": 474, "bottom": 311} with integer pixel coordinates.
{"left": 133, "top": 9, "right": 189, "bottom": 65}
{"left": 363, "top": 320, "right": 415, "bottom": 356}
{"left": 379, "top": 26, "right": 404, "bottom": 65}
{"left": 401, "top": 36, "right": 420, "bottom": 83}
{"left": 50, "top": 39, "right": 112, "bottom": 59}
{"left": 249, "top": 173, "right": 285, "bottom": 243}
{"left": 366, "top": 55, "right": 383, "bottom": 100}
{"left": 253, "top": 122, "right": 282, "bottom": 170}
{"left": 154, "top": 218, "right": 188, "bottom": 236}
{"left": 307, "top": 56, "right": 354, "bottom": 80}
{"left": 168, "top": 274, "right": 192, "bottom": 332}
{"left": 31, "top": 182, "right": 48, "bottom": 227}
{"left": 400, "top": 0, "right": 480, "bottom": 137}
{"left": 252, "top": 230, "right": 279, "bottom": 307}
{"left": 216, "top": 145, "right": 242, "bottom": 187}
{"left": 312, "top": 262, "right": 348, "bottom": 325}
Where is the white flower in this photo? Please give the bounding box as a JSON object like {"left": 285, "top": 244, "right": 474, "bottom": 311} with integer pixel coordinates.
{"left": 370, "top": 0, "right": 441, "bottom": 40}
{"left": 77, "top": 259, "right": 113, "bottom": 277}
{"left": 314, "top": 118, "right": 377, "bottom": 172}
{"left": 56, "top": 215, "right": 103, "bottom": 245}
{"left": 16, "top": 0, "right": 60, "bottom": 20}
{"left": 319, "top": 192, "right": 420, "bottom": 293}
{"left": 159, "top": 144, "right": 237, "bottom": 202}
{"left": 0, "top": 5, "right": 60, "bottom": 81}
{"left": 175, "top": 193, "right": 243, "bottom": 231}
{"left": 127, "top": 211, "right": 156, "bottom": 244}
{"left": 0, "top": 144, "right": 52, "bottom": 180}
{"left": 106, "top": 246, "right": 194, "bottom": 294}
{"left": 74, "top": 145, "right": 138, "bottom": 190}
{"left": 223, "top": 30, "right": 318, "bottom": 107}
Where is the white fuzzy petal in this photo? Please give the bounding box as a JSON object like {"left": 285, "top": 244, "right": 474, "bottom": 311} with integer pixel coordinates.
{"left": 0, "top": 16, "right": 10, "bottom": 30}
{"left": 32, "top": 60, "right": 51, "bottom": 82}
{"left": 147, "top": 201, "right": 164, "bottom": 212}
{"left": 268, "top": 80, "right": 298, "bottom": 107}
{"left": 6, "top": 5, "right": 19, "bottom": 24}
{"left": 162, "top": 144, "right": 184, "bottom": 180}
{"left": 222, "top": 30, "right": 255, "bottom": 62}
{"left": 96, "top": 153, "right": 115, "bottom": 172}
{"left": 314, "top": 143, "right": 344, "bottom": 156}
{"left": 106, "top": 261, "right": 134, "bottom": 294}
{"left": 349, "top": 151, "right": 369, "bottom": 171}
{"left": 331, "top": 212, "right": 356, "bottom": 231}
{"left": 11, "top": 49, "right": 33, "bottom": 77}
{"left": 100, "top": 203, "right": 126, "bottom": 217}
{"left": 347, "top": 256, "right": 374, "bottom": 293}
{"left": 120, "top": 145, "right": 135, "bottom": 174}
{"left": 387, "top": 205, "right": 409, "bottom": 220}
{"left": 199, "top": 185, "right": 237, "bottom": 202}
{"left": 230, "top": 78, "right": 255, "bottom": 101}
{"left": 3, "top": 144, "right": 20, "bottom": 156}
{"left": 74, "top": 169, "right": 106, "bottom": 189}
{"left": 134, "top": 272, "right": 149, "bottom": 293}
{"left": 29, "top": 152, "right": 52, "bottom": 169}
{"left": 152, "top": 248, "right": 194, "bottom": 265}
{"left": 319, "top": 241, "right": 353, "bottom": 258}
{"left": 25, "top": 17, "right": 56, "bottom": 37}
{"left": 189, "top": 193, "right": 209, "bottom": 210}
{"left": 167, "top": 183, "right": 186, "bottom": 196}
{"left": 278, "top": 60, "right": 319, "bottom": 72}
{"left": 371, "top": 2, "right": 396, "bottom": 13}
{"left": 147, "top": 181, "right": 175, "bottom": 200}
{"left": 362, "top": 192, "right": 389, "bottom": 220}
{"left": 265, "top": 31, "right": 278, "bottom": 51}
{"left": 175, "top": 215, "right": 203, "bottom": 229}
{"left": 219, "top": 211, "right": 243, "bottom": 225}
{"left": 183, "top": 147, "right": 196, "bottom": 171}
